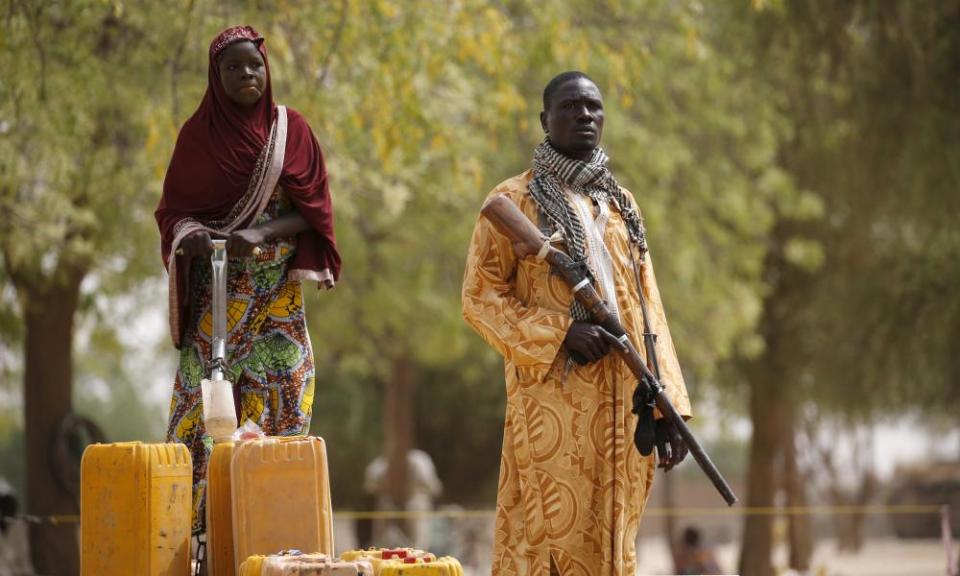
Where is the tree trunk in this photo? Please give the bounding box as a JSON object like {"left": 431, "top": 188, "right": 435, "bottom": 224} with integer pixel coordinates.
{"left": 22, "top": 267, "right": 84, "bottom": 576}
{"left": 384, "top": 355, "right": 414, "bottom": 535}
{"left": 738, "top": 370, "right": 784, "bottom": 576}
{"left": 783, "top": 409, "right": 813, "bottom": 571}
{"left": 737, "top": 215, "right": 811, "bottom": 576}
{"left": 663, "top": 469, "right": 678, "bottom": 563}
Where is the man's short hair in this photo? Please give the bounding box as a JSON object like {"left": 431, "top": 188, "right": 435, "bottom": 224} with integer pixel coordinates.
{"left": 542, "top": 71, "right": 595, "bottom": 110}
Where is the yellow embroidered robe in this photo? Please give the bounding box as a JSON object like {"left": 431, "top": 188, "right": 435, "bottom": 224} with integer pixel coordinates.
{"left": 462, "top": 170, "right": 692, "bottom": 576}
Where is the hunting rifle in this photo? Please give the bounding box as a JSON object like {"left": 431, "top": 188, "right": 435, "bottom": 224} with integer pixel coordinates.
{"left": 481, "top": 193, "right": 738, "bottom": 506}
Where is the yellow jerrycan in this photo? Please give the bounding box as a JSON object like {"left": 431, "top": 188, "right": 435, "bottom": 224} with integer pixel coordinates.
{"left": 80, "top": 441, "right": 192, "bottom": 576}
{"left": 231, "top": 436, "right": 334, "bottom": 571}
{"left": 379, "top": 556, "right": 464, "bottom": 576}
{"left": 239, "top": 551, "right": 373, "bottom": 575}
{"left": 207, "top": 441, "right": 237, "bottom": 576}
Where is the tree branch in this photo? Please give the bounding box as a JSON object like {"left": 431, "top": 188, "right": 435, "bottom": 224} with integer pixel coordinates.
{"left": 169, "top": 0, "right": 197, "bottom": 124}
{"left": 318, "top": 0, "right": 348, "bottom": 87}
{"left": 19, "top": 0, "right": 48, "bottom": 102}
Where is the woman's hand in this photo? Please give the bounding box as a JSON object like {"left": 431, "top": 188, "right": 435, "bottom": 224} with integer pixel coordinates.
{"left": 227, "top": 227, "right": 268, "bottom": 258}
{"left": 177, "top": 230, "right": 213, "bottom": 259}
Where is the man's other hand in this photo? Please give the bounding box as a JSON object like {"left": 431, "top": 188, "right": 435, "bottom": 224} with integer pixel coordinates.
{"left": 563, "top": 321, "right": 627, "bottom": 363}
{"left": 655, "top": 418, "right": 689, "bottom": 471}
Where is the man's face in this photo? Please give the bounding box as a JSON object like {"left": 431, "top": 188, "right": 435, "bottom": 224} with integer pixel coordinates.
{"left": 541, "top": 77, "right": 604, "bottom": 160}
{"left": 218, "top": 41, "right": 267, "bottom": 107}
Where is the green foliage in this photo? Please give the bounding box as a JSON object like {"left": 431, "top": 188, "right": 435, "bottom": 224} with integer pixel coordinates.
{"left": 0, "top": 408, "right": 25, "bottom": 497}
{"left": 0, "top": 1, "right": 174, "bottom": 290}
{"left": 309, "top": 366, "right": 383, "bottom": 508}
{"left": 415, "top": 345, "right": 508, "bottom": 506}
{"left": 0, "top": 0, "right": 816, "bottom": 505}
{"left": 734, "top": 0, "right": 960, "bottom": 418}
{"left": 2, "top": 0, "right": 955, "bottom": 511}
{"left": 73, "top": 307, "right": 168, "bottom": 442}
{"left": 0, "top": 1, "right": 185, "bottom": 491}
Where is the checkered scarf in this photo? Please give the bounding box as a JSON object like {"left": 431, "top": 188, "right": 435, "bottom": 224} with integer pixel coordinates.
{"left": 528, "top": 139, "right": 647, "bottom": 321}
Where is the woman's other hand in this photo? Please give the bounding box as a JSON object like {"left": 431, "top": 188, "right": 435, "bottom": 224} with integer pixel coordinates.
{"left": 178, "top": 230, "right": 214, "bottom": 258}
{"left": 227, "top": 228, "right": 267, "bottom": 258}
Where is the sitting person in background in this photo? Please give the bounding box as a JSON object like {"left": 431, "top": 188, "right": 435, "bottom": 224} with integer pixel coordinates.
{"left": 0, "top": 491, "right": 15, "bottom": 536}
{"left": 0, "top": 483, "right": 31, "bottom": 575}
{"left": 673, "top": 526, "right": 722, "bottom": 575}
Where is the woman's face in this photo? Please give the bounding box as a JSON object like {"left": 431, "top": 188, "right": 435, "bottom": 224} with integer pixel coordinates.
{"left": 217, "top": 41, "right": 266, "bottom": 107}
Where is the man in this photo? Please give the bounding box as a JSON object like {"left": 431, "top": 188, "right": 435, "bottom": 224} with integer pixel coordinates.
{"left": 363, "top": 449, "right": 443, "bottom": 548}
{"left": 462, "top": 71, "right": 692, "bottom": 576}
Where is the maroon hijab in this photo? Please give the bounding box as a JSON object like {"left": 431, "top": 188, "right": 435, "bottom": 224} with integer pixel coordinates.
{"left": 156, "top": 25, "right": 340, "bottom": 346}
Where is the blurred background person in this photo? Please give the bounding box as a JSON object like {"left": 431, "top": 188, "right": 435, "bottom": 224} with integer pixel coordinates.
{"left": 364, "top": 449, "right": 442, "bottom": 549}
{"left": 673, "top": 526, "right": 722, "bottom": 575}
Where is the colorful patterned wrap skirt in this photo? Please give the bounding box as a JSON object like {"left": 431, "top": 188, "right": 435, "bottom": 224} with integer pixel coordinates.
{"left": 166, "top": 195, "right": 316, "bottom": 533}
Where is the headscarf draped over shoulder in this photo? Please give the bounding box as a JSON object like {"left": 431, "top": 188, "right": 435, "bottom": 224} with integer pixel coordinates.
{"left": 156, "top": 25, "right": 341, "bottom": 347}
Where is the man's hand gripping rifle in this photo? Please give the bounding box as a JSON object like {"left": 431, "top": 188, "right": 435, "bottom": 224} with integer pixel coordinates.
{"left": 481, "top": 194, "right": 737, "bottom": 506}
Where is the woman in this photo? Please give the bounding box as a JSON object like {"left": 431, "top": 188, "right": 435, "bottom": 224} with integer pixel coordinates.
{"left": 156, "top": 25, "right": 340, "bottom": 535}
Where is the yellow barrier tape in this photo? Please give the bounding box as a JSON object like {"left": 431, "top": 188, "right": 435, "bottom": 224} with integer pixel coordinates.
{"left": 335, "top": 509, "right": 495, "bottom": 520}
{"left": 641, "top": 504, "right": 944, "bottom": 517}
{"left": 15, "top": 504, "right": 945, "bottom": 524}
{"left": 333, "top": 504, "right": 944, "bottom": 520}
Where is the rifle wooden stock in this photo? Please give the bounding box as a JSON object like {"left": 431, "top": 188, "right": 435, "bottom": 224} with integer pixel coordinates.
{"left": 481, "top": 193, "right": 738, "bottom": 506}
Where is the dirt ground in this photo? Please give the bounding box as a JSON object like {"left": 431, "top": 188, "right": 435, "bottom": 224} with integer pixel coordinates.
{"left": 333, "top": 518, "right": 955, "bottom": 575}
{"left": 635, "top": 537, "right": 954, "bottom": 576}
{"left": 0, "top": 518, "right": 951, "bottom": 575}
